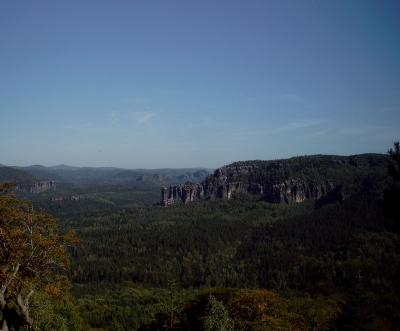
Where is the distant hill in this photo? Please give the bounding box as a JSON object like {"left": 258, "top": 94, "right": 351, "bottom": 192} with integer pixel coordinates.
{"left": 177, "top": 169, "right": 209, "bottom": 180}
{"left": 110, "top": 169, "right": 209, "bottom": 184}
{"left": 49, "top": 164, "right": 80, "bottom": 170}
{"left": 3, "top": 164, "right": 211, "bottom": 185}
{"left": 23, "top": 169, "right": 65, "bottom": 182}
{"left": 112, "top": 170, "right": 145, "bottom": 181}
{"left": 0, "top": 167, "right": 40, "bottom": 189}
{"left": 18, "top": 165, "right": 48, "bottom": 170}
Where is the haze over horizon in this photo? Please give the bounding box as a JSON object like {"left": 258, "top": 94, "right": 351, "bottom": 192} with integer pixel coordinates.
{"left": 1, "top": 1, "right": 399, "bottom": 169}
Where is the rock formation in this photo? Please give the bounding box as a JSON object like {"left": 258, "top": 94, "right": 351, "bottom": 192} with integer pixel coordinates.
{"left": 161, "top": 164, "right": 342, "bottom": 206}
{"left": 27, "top": 181, "right": 56, "bottom": 193}
{"left": 264, "top": 179, "right": 339, "bottom": 204}
{"left": 213, "top": 165, "right": 259, "bottom": 180}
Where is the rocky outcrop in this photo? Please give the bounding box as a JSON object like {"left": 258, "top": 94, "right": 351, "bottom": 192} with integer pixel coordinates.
{"left": 161, "top": 165, "right": 262, "bottom": 206}
{"left": 27, "top": 181, "right": 56, "bottom": 193}
{"left": 264, "top": 179, "right": 339, "bottom": 204}
{"left": 213, "top": 165, "right": 258, "bottom": 180}
{"left": 161, "top": 179, "right": 340, "bottom": 206}
{"left": 161, "top": 164, "right": 342, "bottom": 206}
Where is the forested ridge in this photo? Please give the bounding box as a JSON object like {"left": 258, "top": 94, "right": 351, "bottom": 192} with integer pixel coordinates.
{"left": 1, "top": 152, "right": 399, "bottom": 330}
{"left": 209, "top": 153, "right": 390, "bottom": 185}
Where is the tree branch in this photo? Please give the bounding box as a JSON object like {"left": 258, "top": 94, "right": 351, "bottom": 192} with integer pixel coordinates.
{"left": 0, "top": 263, "right": 20, "bottom": 310}
{"left": 16, "top": 290, "right": 34, "bottom": 327}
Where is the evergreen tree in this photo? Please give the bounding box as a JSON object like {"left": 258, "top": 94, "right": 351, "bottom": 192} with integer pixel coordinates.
{"left": 384, "top": 142, "right": 400, "bottom": 232}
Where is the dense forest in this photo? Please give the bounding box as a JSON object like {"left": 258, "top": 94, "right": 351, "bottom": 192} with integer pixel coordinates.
{"left": 0, "top": 151, "right": 399, "bottom": 330}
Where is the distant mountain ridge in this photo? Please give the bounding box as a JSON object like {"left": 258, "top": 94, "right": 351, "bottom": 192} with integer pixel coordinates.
{"left": 1, "top": 164, "right": 211, "bottom": 186}
{"left": 49, "top": 164, "right": 124, "bottom": 171}
{"left": 49, "top": 164, "right": 82, "bottom": 170}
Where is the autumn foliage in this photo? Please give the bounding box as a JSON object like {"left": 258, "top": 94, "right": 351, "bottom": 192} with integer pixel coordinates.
{"left": 0, "top": 182, "right": 79, "bottom": 330}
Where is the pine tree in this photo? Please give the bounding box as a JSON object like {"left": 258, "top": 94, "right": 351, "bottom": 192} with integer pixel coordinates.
{"left": 384, "top": 142, "right": 400, "bottom": 232}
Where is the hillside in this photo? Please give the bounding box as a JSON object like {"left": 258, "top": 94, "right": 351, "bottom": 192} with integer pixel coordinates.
{"left": 0, "top": 166, "right": 40, "bottom": 189}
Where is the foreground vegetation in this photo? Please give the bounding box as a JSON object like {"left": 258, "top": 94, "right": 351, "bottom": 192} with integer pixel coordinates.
{"left": 0, "top": 182, "right": 86, "bottom": 330}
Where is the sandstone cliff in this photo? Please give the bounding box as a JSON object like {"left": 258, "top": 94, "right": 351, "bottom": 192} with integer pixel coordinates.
{"left": 27, "top": 180, "right": 56, "bottom": 193}
{"left": 161, "top": 178, "right": 340, "bottom": 206}
{"left": 265, "top": 179, "right": 341, "bottom": 204}
{"left": 161, "top": 164, "right": 342, "bottom": 206}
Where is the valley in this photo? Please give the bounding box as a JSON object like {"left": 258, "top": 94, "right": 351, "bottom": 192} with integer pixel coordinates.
{"left": 0, "top": 152, "right": 399, "bottom": 330}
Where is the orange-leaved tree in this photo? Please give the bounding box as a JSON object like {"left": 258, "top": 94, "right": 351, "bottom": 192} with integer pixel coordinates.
{"left": 0, "top": 182, "right": 79, "bottom": 331}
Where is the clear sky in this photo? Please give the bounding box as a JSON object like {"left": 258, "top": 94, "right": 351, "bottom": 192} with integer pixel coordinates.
{"left": 1, "top": 0, "right": 399, "bottom": 169}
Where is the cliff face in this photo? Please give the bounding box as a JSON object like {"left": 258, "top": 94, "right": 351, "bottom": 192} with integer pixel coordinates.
{"left": 27, "top": 180, "right": 56, "bottom": 193}
{"left": 161, "top": 179, "right": 339, "bottom": 206}
{"left": 161, "top": 164, "right": 341, "bottom": 206}
{"left": 265, "top": 179, "right": 340, "bottom": 204}
{"left": 161, "top": 181, "right": 263, "bottom": 206}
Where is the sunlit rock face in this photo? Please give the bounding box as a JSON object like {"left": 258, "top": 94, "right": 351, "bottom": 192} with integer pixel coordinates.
{"left": 162, "top": 183, "right": 205, "bottom": 206}
{"left": 161, "top": 179, "right": 339, "bottom": 206}
{"left": 28, "top": 181, "right": 56, "bottom": 193}
{"left": 161, "top": 164, "right": 342, "bottom": 207}
{"left": 265, "top": 179, "right": 337, "bottom": 204}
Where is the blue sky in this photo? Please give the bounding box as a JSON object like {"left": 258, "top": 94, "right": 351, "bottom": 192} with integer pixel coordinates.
{"left": 1, "top": 0, "right": 399, "bottom": 168}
